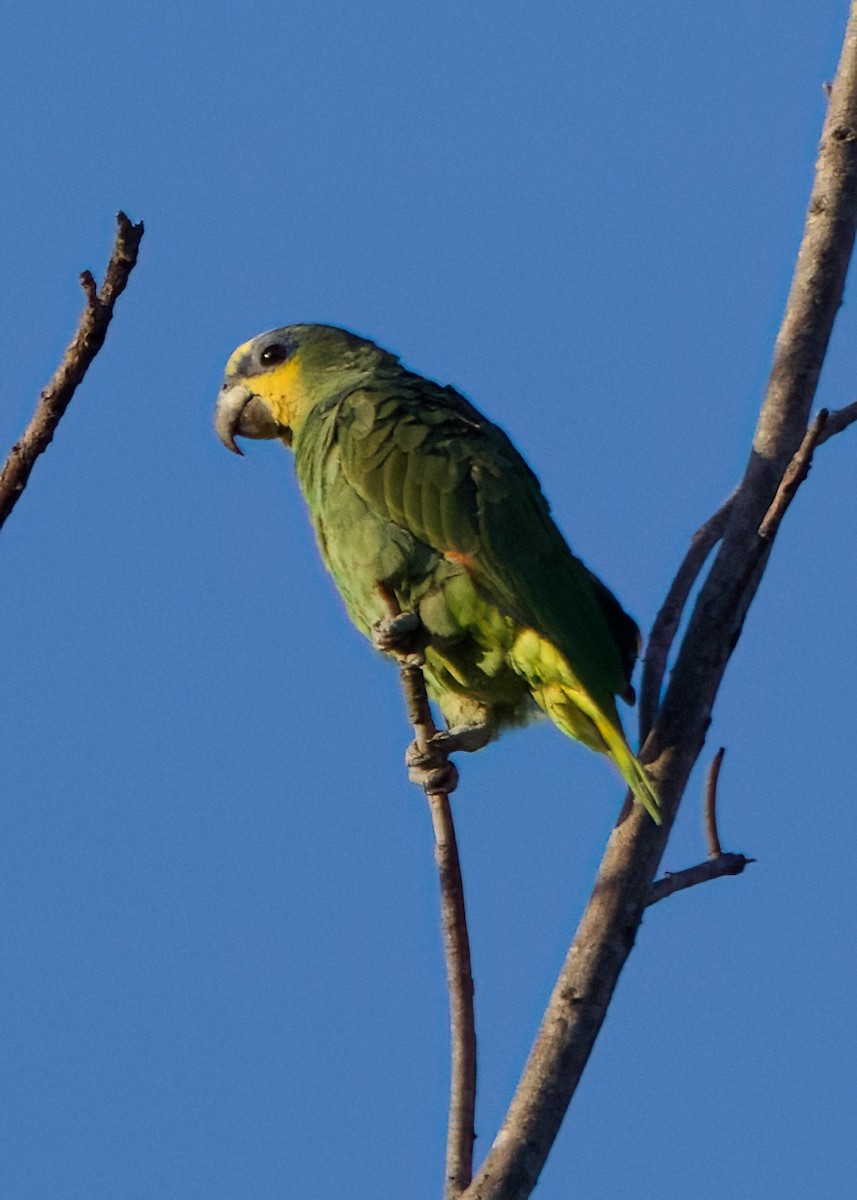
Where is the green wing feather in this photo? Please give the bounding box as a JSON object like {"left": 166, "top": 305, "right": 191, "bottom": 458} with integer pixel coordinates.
{"left": 294, "top": 368, "right": 659, "bottom": 820}
{"left": 331, "top": 373, "right": 637, "bottom": 698}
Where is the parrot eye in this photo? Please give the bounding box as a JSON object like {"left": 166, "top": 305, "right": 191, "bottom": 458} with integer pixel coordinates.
{"left": 259, "top": 342, "right": 290, "bottom": 367}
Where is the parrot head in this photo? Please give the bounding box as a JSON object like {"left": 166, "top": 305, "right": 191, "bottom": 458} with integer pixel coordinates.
{"left": 215, "top": 323, "right": 390, "bottom": 454}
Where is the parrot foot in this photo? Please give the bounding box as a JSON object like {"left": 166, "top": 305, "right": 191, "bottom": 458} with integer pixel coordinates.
{"left": 436, "top": 724, "right": 494, "bottom": 754}
{"left": 371, "top": 611, "right": 426, "bottom": 659}
{"left": 407, "top": 757, "right": 460, "bottom": 795}
{"left": 406, "top": 725, "right": 492, "bottom": 768}
{"left": 405, "top": 725, "right": 491, "bottom": 793}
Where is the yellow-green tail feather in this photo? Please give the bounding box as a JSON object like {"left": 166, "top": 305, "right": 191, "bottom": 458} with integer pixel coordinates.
{"left": 530, "top": 674, "right": 661, "bottom": 824}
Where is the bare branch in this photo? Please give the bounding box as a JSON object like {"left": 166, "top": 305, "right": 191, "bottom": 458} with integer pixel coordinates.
{"left": 428, "top": 793, "right": 477, "bottom": 1200}
{"left": 376, "top": 588, "right": 476, "bottom": 1199}
{"left": 463, "top": 7, "right": 857, "bottom": 1196}
{"left": 647, "top": 748, "right": 755, "bottom": 906}
{"left": 640, "top": 391, "right": 855, "bottom": 744}
{"left": 704, "top": 747, "right": 727, "bottom": 858}
{"left": 758, "top": 409, "right": 827, "bottom": 540}
{"left": 726, "top": 408, "right": 829, "bottom": 606}
{"left": 646, "top": 853, "right": 754, "bottom": 907}
{"left": 638, "top": 494, "right": 735, "bottom": 743}
{"left": 0, "top": 212, "right": 145, "bottom": 532}
{"left": 817, "top": 397, "right": 857, "bottom": 443}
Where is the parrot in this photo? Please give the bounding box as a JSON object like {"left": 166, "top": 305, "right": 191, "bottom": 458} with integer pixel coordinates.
{"left": 215, "top": 324, "right": 660, "bottom": 822}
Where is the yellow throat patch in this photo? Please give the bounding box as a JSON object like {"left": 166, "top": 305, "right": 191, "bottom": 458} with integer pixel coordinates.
{"left": 228, "top": 345, "right": 312, "bottom": 435}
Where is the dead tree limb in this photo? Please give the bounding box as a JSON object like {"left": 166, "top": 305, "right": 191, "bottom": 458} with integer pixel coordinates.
{"left": 638, "top": 495, "right": 735, "bottom": 743}
{"left": 819, "top": 397, "right": 857, "bottom": 440}
{"left": 647, "top": 749, "right": 755, "bottom": 907}
{"left": 646, "top": 852, "right": 754, "bottom": 907}
{"left": 704, "top": 746, "right": 727, "bottom": 858}
{"left": 0, "top": 212, "right": 144, "bottom": 533}
{"left": 639, "top": 390, "right": 857, "bottom": 746}
{"left": 462, "top": 6, "right": 857, "bottom": 1196}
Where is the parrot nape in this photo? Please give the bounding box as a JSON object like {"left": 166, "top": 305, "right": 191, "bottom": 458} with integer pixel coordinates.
{"left": 215, "top": 324, "right": 660, "bottom": 822}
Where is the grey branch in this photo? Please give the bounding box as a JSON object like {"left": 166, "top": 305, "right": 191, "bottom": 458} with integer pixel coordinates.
{"left": 639, "top": 391, "right": 857, "bottom": 744}
{"left": 817, "top": 397, "right": 857, "bottom": 442}
{"left": 647, "top": 749, "right": 755, "bottom": 907}
{"left": 428, "top": 792, "right": 477, "bottom": 1200}
{"left": 704, "top": 747, "right": 727, "bottom": 858}
{"left": 647, "top": 853, "right": 754, "bottom": 907}
{"left": 0, "top": 212, "right": 145, "bottom": 532}
{"left": 375, "top": 587, "right": 477, "bottom": 1200}
{"left": 757, "top": 409, "right": 828, "bottom": 541}
{"left": 638, "top": 495, "right": 735, "bottom": 743}
{"left": 462, "top": 6, "right": 857, "bottom": 1197}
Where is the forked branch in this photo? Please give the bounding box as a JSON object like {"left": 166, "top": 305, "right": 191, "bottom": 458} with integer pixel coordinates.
{"left": 647, "top": 749, "right": 755, "bottom": 907}
{"left": 639, "top": 390, "right": 857, "bottom": 744}
{"left": 463, "top": 7, "right": 857, "bottom": 1196}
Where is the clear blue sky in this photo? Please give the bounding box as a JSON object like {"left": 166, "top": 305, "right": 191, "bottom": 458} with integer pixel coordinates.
{"left": 1, "top": 3, "right": 855, "bottom": 1197}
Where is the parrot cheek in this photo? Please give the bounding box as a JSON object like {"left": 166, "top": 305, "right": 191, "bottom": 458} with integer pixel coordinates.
{"left": 215, "top": 383, "right": 286, "bottom": 453}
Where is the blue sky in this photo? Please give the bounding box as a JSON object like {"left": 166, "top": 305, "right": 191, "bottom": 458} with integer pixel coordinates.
{"left": 1, "top": 3, "right": 855, "bottom": 1197}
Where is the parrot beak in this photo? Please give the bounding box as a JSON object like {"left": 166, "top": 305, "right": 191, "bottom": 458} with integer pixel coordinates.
{"left": 215, "top": 383, "right": 288, "bottom": 454}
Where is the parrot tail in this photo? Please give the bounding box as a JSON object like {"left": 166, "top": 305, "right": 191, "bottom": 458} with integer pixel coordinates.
{"left": 610, "top": 740, "right": 661, "bottom": 824}
{"left": 536, "top": 681, "right": 662, "bottom": 823}
{"left": 593, "top": 713, "right": 661, "bottom": 824}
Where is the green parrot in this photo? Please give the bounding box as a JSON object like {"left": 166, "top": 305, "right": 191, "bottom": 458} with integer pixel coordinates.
{"left": 215, "top": 324, "right": 659, "bottom": 822}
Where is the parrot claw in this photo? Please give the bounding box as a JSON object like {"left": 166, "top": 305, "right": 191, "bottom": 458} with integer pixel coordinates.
{"left": 406, "top": 736, "right": 460, "bottom": 793}
{"left": 407, "top": 758, "right": 460, "bottom": 795}
{"left": 406, "top": 725, "right": 492, "bottom": 769}
{"left": 407, "top": 726, "right": 492, "bottom": 764}
{"left": 405, "top": 725, "right": 492, "bottom": 793}
{"left": 371, "top": 610, "right": 425, "bottom": 657}
{"left": 437, "top": 724, "right": 493, "bottom": 754}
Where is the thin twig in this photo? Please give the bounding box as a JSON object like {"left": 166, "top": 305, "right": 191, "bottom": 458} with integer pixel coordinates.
{"left": 725, "top": 408, "right": 830, "bottom": 607}
{"left": 638, "top": 494, "right": 735, "bottom": 744}
{"left": 428, "top": 793, "right": 477, "bottom": 1200}
{"left": 818, "top": 398, "right": 857, "bottom": 442}
{"left": 646, "top": 853, "right": 754, "bottom": 907}
{"left": 376, "top": 589, "right": 476, "bottom": 1200}
{"left": 463, "top": 8, "right": 857, "bottom": 1196}
{"left": 640, "top": 392, "right": 857, "bottom": 745}
{"left": 0, "top": 212, "right": 145, "bottom": 532}
{"left": 758, "top": 409, "right": 828, "bottom": 540}
{"left": 647, "top": 747, "right": 755, "bottom": 906}
{"left": 704, "top": 747, "right": 726, "bottom": 857}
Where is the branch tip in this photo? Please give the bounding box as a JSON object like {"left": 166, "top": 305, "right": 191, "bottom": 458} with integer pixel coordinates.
{"left": 0, "top": 212, "right": 145, "bottom": 533}
{"left": 80, "top": 269, "right": 98, "bottom": 304}
{"left": 647, "top": 853, "right": 755, "bottom": 908}
{"left": 818, "top": 398, "right": 857, "bottom": 442}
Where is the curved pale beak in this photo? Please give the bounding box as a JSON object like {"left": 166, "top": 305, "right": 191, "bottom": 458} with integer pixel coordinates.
{"left": 214, "top": 383, "right": 288, "bottom": 455}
